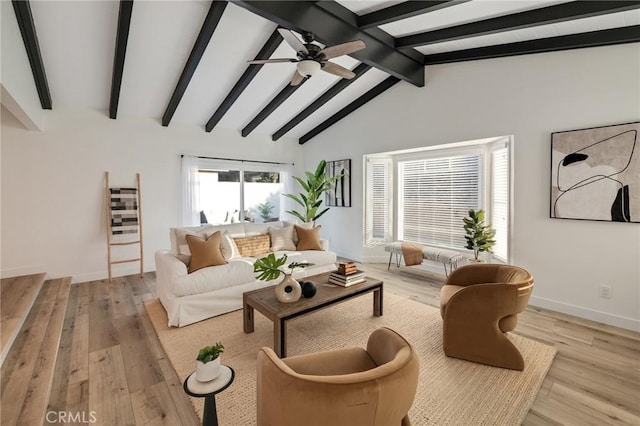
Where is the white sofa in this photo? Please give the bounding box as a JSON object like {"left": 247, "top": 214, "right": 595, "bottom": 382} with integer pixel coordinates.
{"left": 155, "top": 221, "right": 337, "bottom": 327}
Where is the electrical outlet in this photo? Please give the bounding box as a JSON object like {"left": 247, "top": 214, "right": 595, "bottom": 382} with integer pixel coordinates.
{"left": 599, "top": 285, "right": 612, "bottom": 299}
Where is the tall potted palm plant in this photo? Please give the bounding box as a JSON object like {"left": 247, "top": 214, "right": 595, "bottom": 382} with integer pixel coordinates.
{"left": 284, "top": 160, "right": 343, "bottom": 223}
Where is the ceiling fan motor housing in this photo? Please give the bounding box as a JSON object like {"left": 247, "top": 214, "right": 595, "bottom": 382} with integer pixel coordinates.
{"left": 298, "top": 43, "right": 323, "bottom": 62}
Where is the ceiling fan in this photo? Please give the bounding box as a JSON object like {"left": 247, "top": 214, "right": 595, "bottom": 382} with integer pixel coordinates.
{"left": 248, "top": 28, "right": 366, "bottom": 86}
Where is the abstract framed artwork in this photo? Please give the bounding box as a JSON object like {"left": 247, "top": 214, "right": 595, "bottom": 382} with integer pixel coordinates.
{"left": 326, "top": 159, "right": 351, "bottom": 207}
{"left": 550, "top": 121, "right": 639, "bottom": 223}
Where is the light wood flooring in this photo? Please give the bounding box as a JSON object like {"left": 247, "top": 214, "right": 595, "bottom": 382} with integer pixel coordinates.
{"left": 2, "top": 265, "right": 639, "bottom": 425}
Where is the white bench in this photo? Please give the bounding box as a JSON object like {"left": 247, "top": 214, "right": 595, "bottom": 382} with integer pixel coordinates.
{"left": 384, "top": 242, "right": 465, "bottom": 277}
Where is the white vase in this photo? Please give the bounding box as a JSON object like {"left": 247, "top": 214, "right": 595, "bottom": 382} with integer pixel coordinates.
{"left": 196, "top": 356, "right": 221, "bottom": 382}
{"left": 275, "top": 274, "right": 302, "bottom": 303}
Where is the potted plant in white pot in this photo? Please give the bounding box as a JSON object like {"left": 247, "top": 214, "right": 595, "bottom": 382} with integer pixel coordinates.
{"left": 196, "top": 342, "right": 224, "bottom": 382}
{"left": 254, "top": 253, "right": 313, "bottom": 303}
{"left": 463, "top": 209, "right": 496, "bottom": 262}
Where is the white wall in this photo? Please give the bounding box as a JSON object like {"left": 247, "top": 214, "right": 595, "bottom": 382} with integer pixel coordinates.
{"left": 304, "top": 44, "right": 640, "bottom": 331}
{"left": 1, "top": 107, "right": 302, "bottom": 283}
{"left": 1, "top": 1, "right": 44, "bottom": 130}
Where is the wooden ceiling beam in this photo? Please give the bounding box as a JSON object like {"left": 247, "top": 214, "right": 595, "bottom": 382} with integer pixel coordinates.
{"left": 241, "top": 79, "right": 307, "bottom": 137}
{"left": 299, "top": 76, "right": 400, "bottom": 145}
{"left": 397, "top": 0, "right": 640, "bottom": 48}
{"left": 423, "top": 25, "right": 640, "bottom": 65}
{"left": 12, "top": 0, "right": 52, "bottom": 109}
{"left": 272, "top": 63, "right": 372, "bottom": 141}
{"left": 109, "top": 0, "right": 134, "bottom": 119}
{"left": 231, "top": 1, "right": 424, "bottom": 87}
{"left": 205, "top": 28, "right": 282, "bottom": 132}
{"left": 358, "top": 1, "right": 469, "bottom": 29}
{"left": 162, "top": 1, "right": 227, "bottom": 127}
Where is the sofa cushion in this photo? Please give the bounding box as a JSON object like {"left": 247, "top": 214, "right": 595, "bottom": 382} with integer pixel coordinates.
{"left": 172, "top": 258, "right": 256, "bottom": 297}
{"left": 295, "top": 225, "right": 323, "bottom": 251}
{"left": 186, "top": 232, "right": 226, "bottom": 273}
{"left": 274, "top": 250, "right": 337, "bottom": 273}
{"left": 233, "top": 234, "right": 271, "bottom": 257}
{"left": 268, "top": 225, "right": 296, "bottom": 251}
{"left": 245, "top": 221, "right": 284, "bottom": 236}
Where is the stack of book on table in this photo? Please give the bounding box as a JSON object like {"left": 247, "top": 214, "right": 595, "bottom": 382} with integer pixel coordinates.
{"left": 329, "top": 262, "right": 366, "bottom": 287}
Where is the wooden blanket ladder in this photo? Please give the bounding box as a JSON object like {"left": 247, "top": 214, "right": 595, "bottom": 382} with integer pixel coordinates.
{"left": 105, "top": 172, "right": 144, "bottom": 282}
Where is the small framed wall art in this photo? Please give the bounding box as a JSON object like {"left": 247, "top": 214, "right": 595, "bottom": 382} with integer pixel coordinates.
{"left": 550, "top": 121, "right": 639, "bottom": 223}
{"left": 326, "top": 159, "right": 351, "bottom": 207}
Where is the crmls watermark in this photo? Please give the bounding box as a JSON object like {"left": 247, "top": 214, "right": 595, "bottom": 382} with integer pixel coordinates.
{"left": 46, "top": 411, "right": 97, "bottom": 424}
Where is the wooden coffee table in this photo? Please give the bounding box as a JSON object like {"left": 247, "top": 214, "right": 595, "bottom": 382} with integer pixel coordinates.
{"left": 243, "top": 272, "right": 383, "bottom": 358}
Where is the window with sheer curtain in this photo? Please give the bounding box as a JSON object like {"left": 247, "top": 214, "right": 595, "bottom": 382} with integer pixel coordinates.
{"left": 364, "top": 139, "right": 510, "bottom": 262}
{"left": 181, "top": 156, "right": 291, "bottom": 226}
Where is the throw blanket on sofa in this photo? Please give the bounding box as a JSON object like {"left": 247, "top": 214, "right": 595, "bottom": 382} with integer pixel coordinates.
{"left": 401, "top": 242, "right": 423, "bottom": 267}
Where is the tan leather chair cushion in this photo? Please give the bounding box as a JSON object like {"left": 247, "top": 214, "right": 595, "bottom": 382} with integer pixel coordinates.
{"left": 439, "top": 285, "right": 464, "bottom": 318}
{"left": 284, "top": 347, "right": 376, "bottom": 376}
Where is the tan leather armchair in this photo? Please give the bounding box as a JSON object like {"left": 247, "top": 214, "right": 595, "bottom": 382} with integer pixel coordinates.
{"left": 256, "top": 327, "right": 420, "bottom": 426}
{"left": 439, "top": 263, "right": 534, "bottom": 370}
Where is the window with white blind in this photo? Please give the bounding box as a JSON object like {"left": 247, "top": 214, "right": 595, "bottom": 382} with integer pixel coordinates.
{"left": 491, "top": 147, "right": 510, "bottom": 262}
{"left": 364, "top": 157, "right": 392, "bottom": 246}
{"left": 364, "top": 137, "right": 511, "bottom": 262}
{"left": 398, "top": 155, "right": 481, "bottom": 249}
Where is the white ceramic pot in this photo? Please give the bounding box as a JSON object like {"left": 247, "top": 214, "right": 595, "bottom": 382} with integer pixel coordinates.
{"left": 196, "top": 356, "right": 221, "bottom": 382}
{"left": 275, "top": 274, "right": 302, "bottom": 303}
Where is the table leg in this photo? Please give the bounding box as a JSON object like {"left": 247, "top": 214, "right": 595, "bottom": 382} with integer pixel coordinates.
{"left": 373, "top": 286, "right": 383, "bottom": 317}
{"left": 202, "top": 394, "right": 218, "bottom": 426}
{"left": 243, "top": 303, "right": 254, "bottom": 333}
{"left": 274, "top": 319, "right": 286, "bottom": 358}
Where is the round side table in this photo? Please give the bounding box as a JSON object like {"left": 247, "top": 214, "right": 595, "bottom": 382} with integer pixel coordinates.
{"left": 183, "top": 365, "right": 235, "bottom": 426}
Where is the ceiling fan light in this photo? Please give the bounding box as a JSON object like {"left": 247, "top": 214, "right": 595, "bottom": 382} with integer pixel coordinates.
{"left": 296, "top": 60, "right": 321, "bottom": 78}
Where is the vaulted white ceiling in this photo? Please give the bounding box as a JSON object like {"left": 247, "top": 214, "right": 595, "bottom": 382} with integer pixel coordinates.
{"left": 8, "top": 1, "right": 640, "bottom": 144}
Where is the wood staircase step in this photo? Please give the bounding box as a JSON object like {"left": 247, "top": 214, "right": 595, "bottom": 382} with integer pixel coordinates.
{"left": 0, "top": 277, "right": 71, "bottom": 426}
{"left": 1, "top": 273, "right": 46, "bottom": 366}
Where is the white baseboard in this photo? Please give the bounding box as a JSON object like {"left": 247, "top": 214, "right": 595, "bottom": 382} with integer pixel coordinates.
{"left": 71, "top": 265, "right": 150, "bottom": 284}
{"left": 529, "top": 295, "right": 640, "bottom": 332}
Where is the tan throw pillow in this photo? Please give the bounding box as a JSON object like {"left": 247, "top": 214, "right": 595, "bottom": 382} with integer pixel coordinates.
{"left": 295, "top": 225, "right": 323, "bottom": 251}
{"left": 233, "top": 234, "right": 271, "bottom": 257}
{"left": 269, "top": 225, "right": 296, "bottom": 251}
{"left": 186, "top": 231, "right": 226, "bottom": 274}
{"left": 287, "top": 221, "right": 314, "bottom": 244}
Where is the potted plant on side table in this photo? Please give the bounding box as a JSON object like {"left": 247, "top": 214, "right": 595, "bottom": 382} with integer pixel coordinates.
{"left": 463, "top": 209, "right": 496, "bottom": 262}
{"left": 254, "top": 253, "right": 313, "bottom": 303}
{"left": 196, "top": 342, "right": 224, "bottom": 382}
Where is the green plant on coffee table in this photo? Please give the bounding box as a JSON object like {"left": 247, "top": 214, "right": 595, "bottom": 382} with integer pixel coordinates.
{"left": 463, "top": 209, "right": 496, "bottom": 261}
{"left": 254, "top": 253, "right": 313, "bottom": 281}
{"left": 284, "top": 160, "right": 343, "bottom": 223}
{"left": 197, "top": 342, "right": 224, "bottom": 363}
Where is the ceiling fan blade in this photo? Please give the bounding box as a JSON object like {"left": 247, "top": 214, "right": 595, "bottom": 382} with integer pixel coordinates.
{"left": 278, "top": 28, "right": 308, "bottom": 55}
{"left": 290, "top": 71, "right": 305, "bottom": 86}
{"left": 321, "top": 61, "right": 356, "bottom": 79}
{"left": 319, "top": 40, "right": 365, "bottom": 60}
{"left": 247, "top": 58, "right": 297, "bottom": 64}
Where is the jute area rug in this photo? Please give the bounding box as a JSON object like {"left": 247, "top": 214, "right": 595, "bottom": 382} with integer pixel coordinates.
{"left": 145, "top": 292, "right": 556, "bottom": 425}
